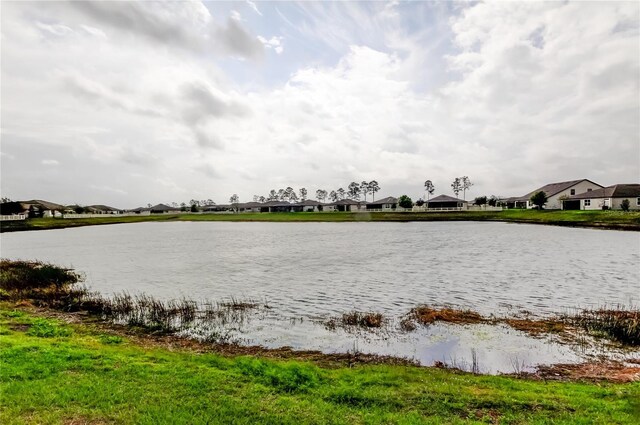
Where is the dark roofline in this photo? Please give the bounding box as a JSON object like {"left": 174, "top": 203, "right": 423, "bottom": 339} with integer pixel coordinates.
{"left": 568, "top": 184, "right": 640, "bottom": 199}
{"left": 515, "top": 179, "right": 603, "bottom": 201}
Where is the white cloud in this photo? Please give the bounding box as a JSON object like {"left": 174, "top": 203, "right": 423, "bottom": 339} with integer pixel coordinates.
{"left": 246, "top": 1, "right": 262, "bottom": 17}
{"left": 41, "top": 159, "right": 59, "bottom": 166}
{"left": 258, "top": 35, "right": 284, "bottom": 54}
{"left": 1, "top": 1, "right": 637, "bottom": 207}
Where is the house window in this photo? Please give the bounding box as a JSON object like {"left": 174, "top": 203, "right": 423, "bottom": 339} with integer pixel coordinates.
{"left": 637, "top": 197, "right": 640, "bottom": 206}
{"left": 587, "top": 188, "right": 592, "bottom": 192}
{"left": 584, "top": 200, "right": 591, "bottom": 206}
{"left": 570, "top": 189, "right": 575, "bottom": 195}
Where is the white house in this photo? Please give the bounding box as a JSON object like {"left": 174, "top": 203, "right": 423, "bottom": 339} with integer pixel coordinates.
{"left": 509, "top": 179, "right": 603, "bottom": 209}
{"left": 565, "top": 184, "right": 640, "bottom": 210}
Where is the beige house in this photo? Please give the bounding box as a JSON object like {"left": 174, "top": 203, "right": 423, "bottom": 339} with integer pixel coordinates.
{"left": 564, "top": 184, "right": 640, "bottom": 210}
{"left": 509, "top": 179, "right": 603, "bottom": 209}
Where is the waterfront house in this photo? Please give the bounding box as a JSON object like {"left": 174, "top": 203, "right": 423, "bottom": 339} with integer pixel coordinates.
{"left": 149, "top": 204, "right": 181, "bottom": 214}
{"left": 563, "top": 184, "right": 640, "bottom": 210}
{"left": 292, "top": 200, "right": 324, "bottom": 212}
{"left": 366, "top": 196, "right": 398, "bottom": 211}
{"left": 507, "top": 179, "right": 603, "bottom": 209}
{"left": 425, "top": 194, "right": 468, "bottom": 210}
{"left": 328, "top": 199, "right": 361, "bottom": 212}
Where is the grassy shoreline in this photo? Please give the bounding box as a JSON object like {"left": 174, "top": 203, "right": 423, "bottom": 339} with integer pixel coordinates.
{"left": 2, "top": 307, "right": 640, "bottom": 424}
{"left": 2, "top": 209, "right": 639, "bottom": 233}
{"left": 2, "top": 260, "right": 640, "bottom": 423}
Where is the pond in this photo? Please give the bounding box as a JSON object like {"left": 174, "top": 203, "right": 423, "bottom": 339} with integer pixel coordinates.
{"left": 2, "top": 221, "right": 639, "bottom": 372}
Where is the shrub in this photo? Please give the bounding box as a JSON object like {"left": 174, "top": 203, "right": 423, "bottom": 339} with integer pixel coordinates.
{"left": 398, "top": 195, "right": 413, "bottom": 209}
{"left": 621, "top": 199, "right": 630, "bottom": 212}
{"left": 0, "top": 260, "right": 80, "bottom": 292}
{"left": 529, "top": 191, "right": 548, "bottom": 210}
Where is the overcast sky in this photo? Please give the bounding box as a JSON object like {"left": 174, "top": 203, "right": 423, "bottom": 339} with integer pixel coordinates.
{"left": 1, "top": 1, "right": 638, "bottom": 208}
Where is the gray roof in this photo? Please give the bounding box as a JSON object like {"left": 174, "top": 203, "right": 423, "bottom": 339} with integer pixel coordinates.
{"left": 569, "top": 184, "right": 640, "bottom": 200}
{"left": 328, "top": 199, "right": 360, "bottom": 205}
{"left": 295, "top": 200, "right": 323, "bottom": 206}
{"left": 87, "top": 204, "right": 120, "bottom": 212}
{"left": 368, "top": 196, "right": 397, "bottom": 205}
{"left": 21, "top": 199, "right": 65, "bottom": 210}
{"left": 149, "top": 203, "right": 177, "bottom": 211}
{"left": 513, "top": 179, "right": 602, "bottom": 201}
{"left": 428, "top": 194, "right": 467, "bottom": 203}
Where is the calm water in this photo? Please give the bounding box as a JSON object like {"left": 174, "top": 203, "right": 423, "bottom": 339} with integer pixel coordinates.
{"left": 2, "top": 221, "right": 639, "bottom": 372}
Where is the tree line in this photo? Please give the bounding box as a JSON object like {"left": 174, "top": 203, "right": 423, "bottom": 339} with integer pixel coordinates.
{"left": 244, "top": 180, "right": 383, "bottom": 205}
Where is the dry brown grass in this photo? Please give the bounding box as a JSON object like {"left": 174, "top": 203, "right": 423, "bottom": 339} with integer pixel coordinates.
{"left": 325, "top": 311, "right": 386, "bottom": 330}
{"left": 405, "top": 306, "right": 486, "bottom": 327}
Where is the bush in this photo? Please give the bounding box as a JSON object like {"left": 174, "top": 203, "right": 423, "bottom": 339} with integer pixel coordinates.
{"left": 0, "top": 260, "right": 80, "bottom": 292}
{"left": 529, "top": 191, "right": 548, "bottom": 210}
{"left": 398, "top": 195, "right": 413, "bottom": 209}
{"left": 621, "top": 199, "right": 630, "bottom": 212}
{"left": 473, "top": 196, "right": 487, "bottom": 206}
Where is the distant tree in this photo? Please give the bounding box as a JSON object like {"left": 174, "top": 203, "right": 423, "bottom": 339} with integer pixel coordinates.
{"left": 289, "top": 192, "right": 299, "bottom": 203}
{"left": 253, "top": 195, "right": 259, "bottom": 202}
{"left": 268, "top": 190, "right": 278, "bottom": 201}
{"left": 299, "top": 188, "right": 308, "bottom": 201}
{"left": 360, "top": 181, "right": 370, "bottom": 201}
{"left": 229, "top": 194, "right": 240, "bottom": 212}
{"left": 206, "top": 199, "right": 213, "bottom": 206}
{"left": 337, "top": 188, "right": 346, "bottom": 200}
{"left": 258, "top": 196, "right": 266, "bottom": 203}
{"left": 190, "top": 203, "right": 198, "bottom": 212}
{"left": 0, "top": 197, "right": 12, "bottom": 203}
{"left": 347, "top": 182, "right": 361, "bottom": 200}
{"left": 147, "top": 203, "right": 152, "bottom": 208}
{"left": 171, "top": 202, "right": 178, "bottom": 208}
{"left": 277, "top": 189, "right": 285, "bottom": 201}
{"left": 424, "top": 180, "right": 435, "bottom": 208}
{"left": 473, "top": 196, "right": 487, "bottom": 206}
{"left": 74, "top": 206, "right": 85, "bottom": 214}
{"left": 316, "top": 189, "right": 327, "bottom": 203}
{"left": 369, "top": 180, "right": 380, "bottom": 201}
{"left": 621, "top": 199, "right": 630, "bottom": 212}
{"left": 451, "top": 178, "right": 462, "bottom": 198}
{"left": 180, "top": 202, "right": 187, "bottom": 212}
{"left": 530, "top": 191, "right": 548, "bottom": 210}
{"left": 189, "top": 199, "right": 200, "bottom": 207}
{"left": 415, "top": 198, "right": 425, "bottom": 207}
{"left": 398, "top": 195, "right": 413, "bottom": 209}
{"left": 329, "top": 190, "right": 338, "bottom": 202}
{"left": 461, "top": 176, "right": 473, "bottom": 200}
{"left": 283, "top": 187, "right": 294, "bottom": 202}
{"left": 487, "top": 195, "right": 499, "bottom": 207}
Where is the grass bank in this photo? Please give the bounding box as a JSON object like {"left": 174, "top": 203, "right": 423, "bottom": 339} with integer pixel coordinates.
{"left": 2, "top": 308, "right": 640, "bottom": 424}
{"left": 1, "top": 209, "right": 639, "bottom": 233}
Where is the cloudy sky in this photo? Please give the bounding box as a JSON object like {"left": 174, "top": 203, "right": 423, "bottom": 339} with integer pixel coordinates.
{"left": 1, "top": 1, "right": 638, "bottom": 207}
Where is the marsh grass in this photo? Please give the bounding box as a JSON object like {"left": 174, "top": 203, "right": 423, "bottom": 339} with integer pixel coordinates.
{"left": 325, "top": 311, "right": 386, "bottom": 331}
{"left": 403, "top": 305, "right": 486, "bottom": 329}
{"left": 564, "top": 308, "right": 640, "bottom": 346}
{"left": 0, "top": 259, "right": 80, "bottom": 293}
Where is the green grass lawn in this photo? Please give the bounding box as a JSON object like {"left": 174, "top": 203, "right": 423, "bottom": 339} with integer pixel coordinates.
{"left": 1, "top": 209, "right": 639, "bottom": 233}
{"left": 1, "top": 308, "right": 639, "bottom": 424}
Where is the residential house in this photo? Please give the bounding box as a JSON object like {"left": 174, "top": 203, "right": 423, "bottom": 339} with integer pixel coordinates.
{"left": 292, "top": 200, "right": 324, "bottom": 212}
{"left": 425, "top": 195, "right": 468, "bottom": 210}
{"left": 564, "top": 184, "right": 640, "bottom": 210}
{"left": 366, "top": 196, "right": 397, "bottom": 211}
{"left": 328, "top": 199, "right": 361, "bottom": 212}
{"left": 149, "top": 204, "right": 181, "bottom": 214}
{"left": 507, "top": 179, "right": 603, "bottom": 209}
